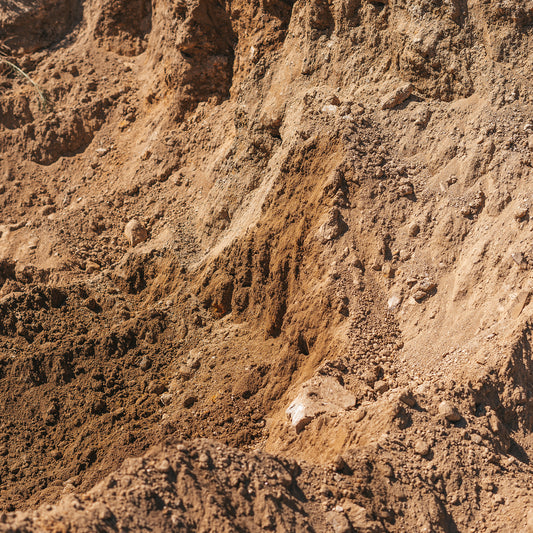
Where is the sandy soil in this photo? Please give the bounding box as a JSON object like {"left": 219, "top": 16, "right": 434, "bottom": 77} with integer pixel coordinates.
{"left": 0, "top": 0, "right": 532, "bottom": 531}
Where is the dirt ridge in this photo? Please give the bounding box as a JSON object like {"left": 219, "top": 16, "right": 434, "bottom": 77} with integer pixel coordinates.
{"left": 0, "top": 0, "right": 533, "bottom": 531}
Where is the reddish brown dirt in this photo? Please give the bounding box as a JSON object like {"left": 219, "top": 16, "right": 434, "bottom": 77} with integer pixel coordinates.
{"left": 1, "top": 0, "right": 533, "bottom": 531}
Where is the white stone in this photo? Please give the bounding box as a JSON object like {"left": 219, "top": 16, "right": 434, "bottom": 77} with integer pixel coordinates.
{"left": 286, "top": 376, "right": 356, "bottom": 433}
{"left": 388, "top": 294, "right": 402, "bottom": 310}
{"left": 124, "top": 219, "right": 148, "bottom": 246}
{"left": 321, "top": 104, "right": 339, "bottom": 114}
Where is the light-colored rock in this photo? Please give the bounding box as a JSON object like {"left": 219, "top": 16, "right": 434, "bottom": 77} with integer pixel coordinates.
{"left": 326, "top": 510, "right": 352, "bottom": 533}
{"left": 160, "top": 392, "right": 173, "bottom": 406}
{"left": 286, "top": 401, "right": 314, "bottom": 433}
{"left": 374, "top": 380, "right": 389, "bottom": 394}
{"left": 408, "top": 222, "right": 420, "bottom": 237}
{"left": 514, "top": 205, "right": 528, "bottom": 220}
{"left": 148, "top": 381, "right": 167, "bottom": 395}
{"left": 418, "top": 279, "right": 437, "bottom": 293}
{"left": 471, "top": 433, "right": 483, "bottom": 444}
{"left": 317, "top": 208, "right": 348, "bottom": 243}
{"left": 381, "top": 83, "right": 414, "bottom": 110}
{"left": 413, "top": 290, "right": 427, "bottom": 302}
{"left": 387, "top": 294, "right": 402, "bottom": 310}
{"left": 461, "top": 191, "right": 485, "bottom": 218}
{"left": 414, "top": 439, "right": 431, "bottom": 456}
{"left": 333, "top": 454, "right": 349, "bottom": 472}
{"left": 509, "top": 290, "right": 530, "bottom": 320}
{"left": 371, "top": 257, "right": 383, "bottom": 271}
{"left": 438, "top": 400, "right": 461, "bottom": 422}
{"left": 353, "top": 407, "right": 366, "bottom": 422}
{"left": 95, "top": 147, "right": 109, "bottom": 156}
{"left": 399, "top": 249, "right": 411, "bottom": 261}
{"left": 342, "top": 502, "right": 375, "bottom": 531}
{"left": 488, "top": 413, "right": 504, "bottom": 435}
{"left": 177, "top": 365, "right": 193, "bottom": 381}
{"left": 414, "top": 106, "right": 431, "bottom": 127}
{"left": 322, "top": 104, "right": 339, "bottom": 114}
{"left": 382, "top": 263, "right": 395, "bottom": 279}
{"left": 124, "top": 219, "right": 148, "bottom": 246}
{"left": 398, "top": 388, "right": 416, "bottom": 407}
{"left": 86, "top": 261, "right": 101, "bottom": 274}
{"left": 139, "top": 356, "right": 152, "bottom": 371}
{"left": 286, "top": 376, "right": 356, "bottom": 433}
{"left": 399, "top": 182, "right": 414, "bottom": 197}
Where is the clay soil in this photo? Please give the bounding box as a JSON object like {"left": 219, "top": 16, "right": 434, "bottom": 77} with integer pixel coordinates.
{"left": 0, "top": 0, "right": 533, "bottom": 531}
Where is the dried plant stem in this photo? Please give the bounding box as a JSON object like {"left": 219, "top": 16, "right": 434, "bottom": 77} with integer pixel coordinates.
{"left": 0, "top": 58, "right": 48, "bottom": 110}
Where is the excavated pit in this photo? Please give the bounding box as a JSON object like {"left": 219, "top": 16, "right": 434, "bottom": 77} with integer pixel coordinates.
{"left": 0, "top": 0, "right": 533, "bottom": 531}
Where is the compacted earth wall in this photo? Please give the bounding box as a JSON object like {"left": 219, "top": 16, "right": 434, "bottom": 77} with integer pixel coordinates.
{"left": 0, "top": 0, "right": 533, "bottom": 531}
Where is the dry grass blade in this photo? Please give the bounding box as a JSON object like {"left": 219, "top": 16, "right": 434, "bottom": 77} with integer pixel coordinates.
{"left": 0, "top": 56, "right": 49, "bottom": 110}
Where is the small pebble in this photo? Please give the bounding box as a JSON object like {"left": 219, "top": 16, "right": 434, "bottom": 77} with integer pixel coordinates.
{"left": 140, "top": 357, "right": 152, "bottom": 371}
{"left": 438, "top": 400, "right": 461, "bottom": 422}
{"left": 414, "top": 439, "right": 431, "bottom": 456}
{"left": 124, "top": 219, "right": 148, "bottom": 246}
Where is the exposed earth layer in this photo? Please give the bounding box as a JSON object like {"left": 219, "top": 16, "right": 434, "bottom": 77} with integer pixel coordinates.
{"left": 0, "top": 0, "right": 533, "bottom": 531}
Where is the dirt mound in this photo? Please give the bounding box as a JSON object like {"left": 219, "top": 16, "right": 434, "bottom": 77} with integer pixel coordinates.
{"left": 0, "top": 0, "right": 81, "bottom": 52}
{"left": 2, "top": 436, "right": 532, "bottom": 532}
{"left": 1, "top": 0, "right": 533, "bottom": 530}
{"left": 0, "top": 440, "right": 319, "bottom": 533}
